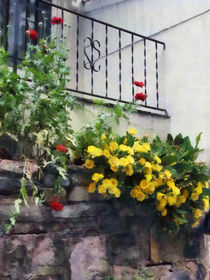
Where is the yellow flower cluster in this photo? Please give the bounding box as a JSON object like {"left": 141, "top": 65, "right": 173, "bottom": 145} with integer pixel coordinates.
{"left": 83, "top": 128, "right": 210, "bottom": 231}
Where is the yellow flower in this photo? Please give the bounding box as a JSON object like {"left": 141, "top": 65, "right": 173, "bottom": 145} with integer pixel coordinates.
{"left": 152, "top": 164, "right": 163, "bottom": 172}
{"left": 98, "top": 184, "right": 107, "bottom": 194}
{"left": 83, "top": 159, "right": 94, "bottom": 169}
{"left": 139, "top": 158, "right": 146, "bottom": 165}
{"left": 110, "top": 178, "right": 118, "bottom": 187}
{"left": 164, "top": 169, "right": 172, "bottom": 180}
{"left": 125, "top": 164, "right": 134, "bottom": 176}
{"left": 140, "top": 179, "right": 149, "bottom": 190}
{"left": 127, "top": 127, "right": 137, "bottom": 135}
{"left": 127, "top": 155, "right": 135, "bottom": 164}
{"left": 205, "top": 181, "right": 209, "bottom": 188}
{"left": 144, "top": 162, "right": 152, "bottom": 174}
{"left": 137, "top": 191, "right": 146, "bottom": 201}
{"left": 157, "top": 204, "right": 165, "bottom": 211}
{"left": 155, "top": 155, "right": 161, "bottom": 164}
{"left": 87, "top": 146, "right": 102, "bottom": 157}
{"left": 191, "top": 192, "right": 199, "bottom": 201}
{"left": 167, "top": 179, "right": 175, "bottom": 189}
{"left": 103, "top": 149, "right": 111, "bottom": 159}
{"left": 192, "top": 220, "right": 200, "bottom": 228}
{"left": 180, "top": 195, "right": 187, "bottom": 203}
{"left": 203, "top": 198, "right": 209, "bottom": 211}
{"left": 159, "top": 197, "right": 167, "bottom": 207}
{"left": 109, "top": 156, "right": 119, "bottom": 166}
{"left": 157, "top": 192, "right": 165, "bottom": 201}
{"left": 167, "top": 196, "right": 177, "bottom": 206}
{"left": 130, "top": 188, "right": 138, "bottom": 198}
{"left": 119, "top": 144, "right": 128, "bottom": 152}
{"left": 145, "top": 174, "right": 152, "bottom": 182}
{"left": 171, "top": 185, "right": 180, "bottom": 196}
{"left": 123, "top": 138, "right": 128, "bottom": 144}
{"left": 141, "top": 143, "right": 151, "bottom": 152}
{"left": 133, "top": 142, "right": 143, "bottom": 152}
{"left": 127, "top": 147, "right": 134, "bottom": 155}
{"left": 88, "top": 182, "right": 96, "bottom": 193}
{"left": 109, "top": 141, "right": 118, "bottom": 152}
{"left": 110, "top": 165, "right": 118, "bottom": 172}
{"left": 175, "top": 198, "right": 182, "bottom": 208}
{"left": 119, "top": 157, "right": 130, "bottom": 167}
{"left": 101, "top": 134, "right": 107, "bottom": 140}
{"left": 108, "top": 186, "right": 117, "bottom": 195}
{"left": 114, "top": 188, "right": 121, "bottom": 198}
{"left": 194, "top": 209, "right": 202, "bottom": 219}
{"left": 102, "top": 179, "right": 112, "bottom": 188}
{"left": 195, "top": 182, "right": 203, "bottom": 195}
{"left": 182, "top": 190, "right": 189, "bottom": 198}
{"left": 92, "top": 173, "right": 104, "bottom": 182}
{"left": 161, "top": 209, "right": 167, "bottom": 217}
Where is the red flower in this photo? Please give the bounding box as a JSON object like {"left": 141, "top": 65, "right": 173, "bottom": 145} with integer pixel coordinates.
{"left": 26, "top": 30, "right": 38, "bottom": 40}
{"left": 56, "top": 144, "right": 66, "bottom": 154}
{"left": 133, "top": 81, "right": 145, "bottom": 87}
{"left": 50, "top": 201, "right": 63, "bottom": 211}
{"left": 51, "top": 17, "right": 64, "bottom": 25}
{"left": 135, "top": 92, "right": 147, "bottom": 102}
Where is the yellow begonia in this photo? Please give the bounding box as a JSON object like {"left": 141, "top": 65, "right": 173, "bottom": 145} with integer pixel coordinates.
{"left": 192, "top": 220, "right": 200, "bottom": 228}
{"left": 109, "top": 156, "right": 119, "bottom": 166}
{"left": 167, "top": 196, "right": 177, "bottom": 206}
{"left": 155, "top": 155, "right": 161, "bottom": 164}
{"left": 83, "top": 159, "right": 94, "bottom": 169}
{"left": 102, "top": 179, "right": 112, "bottom": 188}
{"left": 127, "top": 127, "right": 137, "bottom": 135}
{"left": 164, "top": 169, "right": 172, "bottom": 180}
{"left": 205, "top": 181, "right": 209, "bottom": 188}
{"left": 175, "top": 198, "right": 182, "bottom": 208}
{"left": 110, "top": 165, "right": 118, "bottom": 172}
{"left": 171, "top": 186, "right": 180, "bottom": 196}
{"left": 157, "top": 204, "right": 165, "bottom": 211}
{"left": 92, "top": 173, "right": 104, "bottom": 182}
{"left": 108, "top": 186, "right": 117, "bottom": 195}
{"left": 145, "top": 174, "right": 152, "bottom": 182}
{"left": 167, "top": 179, "right": 175, "bottom": 189}
{"left": 182, "top": 190, "right": 189, "bottom": 198}
{"left": 195, "top": 182, "right": 203, "bottom": 195}
{"left": 130, "top": 188, "right": 138, "bottom": 198}
{"left": 110, "top": 178, "right": 118, "bottom": 187}
{"left": 139, "top": 158, "right": 146, "bottom": 165}
{"left": 159, "top": 197, "right": 167, "bottom": 207}
{"left": 109, "top": 141, "right": 118, "bottom": 152}
{"left": 157, "top": 192, "right": 165, "bottom": 201}
{"left": 114, "top": 188, "right": 121, "bottom": 198}
{"left": 103, "top": 149, "right": 111, "bottom": 159}
{"left": 191, "top": 192, "right": 199, "bottom": 201}
{"left": 101, "top": 134, "right": 107, "bottom": 140}
{"left": 140, "top": 179, "right": 149, "bottom": 190}
{"left": 180, "top": 195, "right": 187, "bottom": 203}
{"left": 194, "top": 209, "right": 202, "bottom": 219}
{"left": 133, "top": 142, "right": 143, "bottom": 152}
{"left": 119, "top": 144, "right": 129, "bottom": 152}
{"left": 87, "top": 146, "right": 103, "bottom": 157}
{"left": 98, "top": 184, "right": 107, "bottom": 194}
{"left": 88, "top": 182, "right": 96, "bottom": 193}
{"left": 137, "top": 191, "right": 146, "bottom": 201}
{"left": 127, "top": 155, "right": 134, "bottom": 164}
{"left": 203, "top": 197, "right": 209, "bottom": 211}
{"left": 161, "top": 209, "right": 167, "bottom": 217}
{"left": 123, "top": 138, "right": 128, "bottom": 144}
{"left": 141, "top": 143, "right": 151, "bottom": 152}
{"left": 119, "top": 157, "right": 130, "bottom": 167}
{"left": 125, "top": 165, "right": 134, "bottom": 176}
{"left": 144, "top": 162, "right": 152, "bottom": 174}
{"left": 152, "top": 164, "right": 163, "bottom": 172}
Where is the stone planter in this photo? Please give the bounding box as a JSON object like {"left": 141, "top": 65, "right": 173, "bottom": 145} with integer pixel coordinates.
{"left": 0, "top": 160, "right": 209, "bottom": 280}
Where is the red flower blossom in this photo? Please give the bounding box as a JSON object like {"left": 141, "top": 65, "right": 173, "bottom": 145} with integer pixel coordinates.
{"left": 56, "top": 144, "right": 66, "bottom": 154}
{"left": 135, "top": 92, "right": 147, "bottom": 102}
{"left": 50, "top": 201, "right": 63, "bottom": 211}
{"left": 26, "top": 30, "right": 38, "bottom": 40}
{"left": 133, "top": 81, "right": 145, "bottom": 87}
{"left": 51, "top": 17, "right": 64, "bottom": 25}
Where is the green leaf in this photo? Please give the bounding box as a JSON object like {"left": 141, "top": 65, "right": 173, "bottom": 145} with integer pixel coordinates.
{"left": 174, "top": 133, "right": 183, "bottom": 145}
{"left": 173, "top": 213, "right": 188, "bottom": 223}
{"left": 162, "top": 155, "right": 177, "bottom": 165}
{"left": 14, "top": 199, "right": 22, "bottom": 213}
{"left": 202, "top": 188, "right": 210, "bottom": 196}
{"left": 167, "top": 134, "right": 173, "bottom": 145}
{"left": 195, "top": 132, "right": 202, "bottom": 149}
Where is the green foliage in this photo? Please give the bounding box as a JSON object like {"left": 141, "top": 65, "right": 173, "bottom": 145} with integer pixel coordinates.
{"left": 74, "top": 101, "right": 137, "bottom": 158}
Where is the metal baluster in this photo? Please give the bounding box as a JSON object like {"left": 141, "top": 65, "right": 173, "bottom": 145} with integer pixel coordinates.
{"left": 155, "top": 42, "right": 159, "bottom": 108}
{"left": 24, "top": 0, "right": 30, "bottom": 54}
{"left": 61, "top": 8, "right": 64, "bottom": 39}
{"left": 105, "top": 25, "right": 108, "bottom": 97}
{"left": 144, "top": 39, "right": 147, "bottom": 106}
{"left": 131, "top": 34, "right": 134, "bottom": 102}
{"left": 76, "top": 15, "right": 79, "bottom": 90}
{"left": 13, "top": 0, "right": 20, "bottom": 72}
{"left": 119, "top": 30, "right": 122, "bottom": 101}
{"left": 91, "top": 20, "right": 94, "bottom": 95}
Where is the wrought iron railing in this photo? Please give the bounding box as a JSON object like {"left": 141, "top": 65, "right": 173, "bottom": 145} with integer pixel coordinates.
{"left": 1, "top": 0, "right": 168, "bottom": 116}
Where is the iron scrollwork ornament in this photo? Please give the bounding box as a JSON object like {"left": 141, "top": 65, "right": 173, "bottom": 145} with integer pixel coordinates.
{"left": 84, "top": 37, "right": 101, "bottom": 72}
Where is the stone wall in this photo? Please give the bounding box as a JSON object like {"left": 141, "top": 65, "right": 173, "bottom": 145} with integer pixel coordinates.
{"left": 0, "top": 160, "right": 209, "bottom": 280}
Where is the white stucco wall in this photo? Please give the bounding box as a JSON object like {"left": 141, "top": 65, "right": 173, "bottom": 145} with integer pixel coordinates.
{"left": 79, "top": 0, "right": 210, "bottom": 164}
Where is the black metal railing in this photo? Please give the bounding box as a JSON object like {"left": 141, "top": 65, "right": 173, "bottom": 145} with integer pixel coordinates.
{"left": 1, "top": 0, "right": 168, "bottom": 116}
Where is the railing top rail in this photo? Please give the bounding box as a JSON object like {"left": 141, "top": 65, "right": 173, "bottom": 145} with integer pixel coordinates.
{"left": 39, "top": 0, "right": 166, "bottom": 48}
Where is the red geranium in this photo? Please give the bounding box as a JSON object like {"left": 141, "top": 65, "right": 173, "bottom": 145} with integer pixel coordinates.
{"left": 56, "top": 144, "right": 66, "bottom": 154}
{"left": 135, "top": 92, "right": 147, "bottom": 102}
{"left": 50, "top": 201, "right": 63, "bottom": 211}
{"left": 26, "top": 30, "right": 38, "bottom": 40}
{"left": 51, "top": 17, "right": 64, "bottom": 25}
{"left": 133, "top": 81, "right": 145, "bottom": 87}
